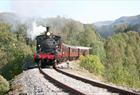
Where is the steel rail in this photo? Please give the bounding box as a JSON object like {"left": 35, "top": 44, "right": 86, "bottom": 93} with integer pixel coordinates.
{"left": 39, "top": 67, "right": 85, "bottom": 95}
{"left": 54, "top": 68, "right": 139, "bottom": 95}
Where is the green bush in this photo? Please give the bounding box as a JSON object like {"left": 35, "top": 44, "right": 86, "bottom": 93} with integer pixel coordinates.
{"left": 80, "top": 55, "right": 104, "bottom": 75}
{"left": 0, "top": 75, "right": 9, "bottom": 95}
{"left": 105, "top": 62, "right": 140, "bottom": 88}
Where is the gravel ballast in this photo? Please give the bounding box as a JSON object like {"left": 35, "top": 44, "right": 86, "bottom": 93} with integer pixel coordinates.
{"left": 9, "top": 68, "right": 69, "bottom": 95}
{"left": 43, "top": 68, "right": 119, "bottom": 95}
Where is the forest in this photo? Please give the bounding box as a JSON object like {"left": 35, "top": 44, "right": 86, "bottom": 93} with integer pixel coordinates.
{"left": 0, "top": 14, "right": 140, "bottom": 94}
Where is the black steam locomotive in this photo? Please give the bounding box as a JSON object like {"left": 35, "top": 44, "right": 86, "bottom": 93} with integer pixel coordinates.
{"left": 34, "top": 27, "right": 62, "bottom": 67}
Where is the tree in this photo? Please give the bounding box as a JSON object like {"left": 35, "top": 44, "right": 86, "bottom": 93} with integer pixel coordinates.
{"left": 79, "top": 25, "right": 106, "bottom": 61}
{"left": 15, "top": 24, "right": 28, "bottom": 42}
{"left": 0, "top": 23, "right": 33, "bottom": 80}
{"left": 114, "top": 23, "right": 128, "bottom": 33}
{"left": 104, "top": 31, "right": 140, "bottom": 88}
{"left": 0, "top": 23, "right": 11, "bottom": 33}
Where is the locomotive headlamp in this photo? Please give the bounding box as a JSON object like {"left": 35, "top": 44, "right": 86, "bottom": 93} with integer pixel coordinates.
{"left": 47, "top": 32, "right": 51, "bottom": 36}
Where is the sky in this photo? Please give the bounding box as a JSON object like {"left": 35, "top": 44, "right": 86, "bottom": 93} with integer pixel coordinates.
{"left": 0, "top": 0, "right": 140, "bottom": 23}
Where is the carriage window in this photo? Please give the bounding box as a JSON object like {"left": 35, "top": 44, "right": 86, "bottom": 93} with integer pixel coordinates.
{"left": 64, "top": 47, "right": 68, "bottom": 52}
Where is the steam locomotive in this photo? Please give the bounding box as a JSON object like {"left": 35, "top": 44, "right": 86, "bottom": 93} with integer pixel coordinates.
{"left": 33, "top": 27, "right": 91, "bottom": 68}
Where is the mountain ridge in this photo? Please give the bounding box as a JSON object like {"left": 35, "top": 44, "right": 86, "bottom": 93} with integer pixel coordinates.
{"left": 94, "top": 14, "right": 140, "bottom": 37}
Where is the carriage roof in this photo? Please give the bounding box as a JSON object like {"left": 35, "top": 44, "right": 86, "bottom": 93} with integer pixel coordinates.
{"left": 63, "top": 43, "right": 91, "bottom": 50}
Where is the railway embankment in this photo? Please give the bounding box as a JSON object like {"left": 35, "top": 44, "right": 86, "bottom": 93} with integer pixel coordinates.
{"left": 9, "top": 61, "right": 140, "bottom": 95}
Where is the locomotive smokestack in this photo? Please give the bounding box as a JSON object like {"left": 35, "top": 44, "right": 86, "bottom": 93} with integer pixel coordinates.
{"left": 45, "top": 26, "right": 51, "bottom": 36}
{"left": 46, "top": 26, "right": 49, "bottom": 32}
{"left": 45, "top": 26, "right": 50, "bottom": 35}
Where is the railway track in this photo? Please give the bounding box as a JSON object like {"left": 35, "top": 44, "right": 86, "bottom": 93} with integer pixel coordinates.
{"left": 54, "top": 68, "right": 139, "bottom": 95}
{"left": 39, "top": 66, "right": 85, "bottom": 95}
{"left": 39, "top": 65, "right": 139, "bottom": 95}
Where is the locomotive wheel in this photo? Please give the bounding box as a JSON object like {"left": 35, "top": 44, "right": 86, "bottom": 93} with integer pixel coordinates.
{"left": 38, "top": 60, "right": 44, "bottom": 68}
{"left": 53, "top": 60, "right": 57, "bottom": 69}
{"left": 38, "top": 60, "right": 45, "bottom": 68}
{"left": 38, "top": 60, "right": 41, "bottom": 68}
